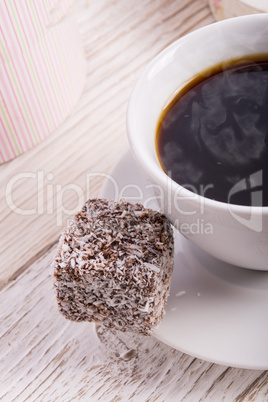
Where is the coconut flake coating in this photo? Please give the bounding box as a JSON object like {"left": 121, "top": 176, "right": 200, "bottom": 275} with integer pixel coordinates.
{"left": 53, "top": 198, "right": 174, "bottom": 335}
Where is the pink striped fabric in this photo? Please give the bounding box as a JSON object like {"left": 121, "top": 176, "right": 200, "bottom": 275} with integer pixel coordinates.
{"left": 0, "top": 0, "right": 86, "bottom": 163}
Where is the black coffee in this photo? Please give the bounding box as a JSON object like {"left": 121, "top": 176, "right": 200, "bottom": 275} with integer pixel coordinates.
{"left": 156, "top": 56, "right": 268, "bottom": 206}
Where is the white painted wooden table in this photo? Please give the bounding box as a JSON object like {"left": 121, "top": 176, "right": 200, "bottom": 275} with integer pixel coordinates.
{"left": 1, "top": 1, "right": 268, "bottom": 400}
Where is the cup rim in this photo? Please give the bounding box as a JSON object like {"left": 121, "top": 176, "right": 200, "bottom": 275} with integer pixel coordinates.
{"left": 127, "top": 13, "right": 268, "bottom": 215}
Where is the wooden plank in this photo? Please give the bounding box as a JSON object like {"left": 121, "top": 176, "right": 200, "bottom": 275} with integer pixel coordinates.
{"left": 0, "top": 246, "right": 267, "bottom": 401}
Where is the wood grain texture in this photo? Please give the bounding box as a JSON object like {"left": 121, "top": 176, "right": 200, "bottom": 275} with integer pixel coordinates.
{"left": 1, "top": 1, "right": 268, "bottom": 400}
{"left": 0, "top": 246, "right": 267, "bottom": 401}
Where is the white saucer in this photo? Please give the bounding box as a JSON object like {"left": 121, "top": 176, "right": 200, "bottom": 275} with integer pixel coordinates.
{"left": 100, "top": 150, "right": 268, "bottom": 369}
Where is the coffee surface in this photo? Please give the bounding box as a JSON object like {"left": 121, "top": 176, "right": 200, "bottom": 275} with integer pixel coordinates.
{"left": 156, "top": 56, "right": 268, "bottom": 206}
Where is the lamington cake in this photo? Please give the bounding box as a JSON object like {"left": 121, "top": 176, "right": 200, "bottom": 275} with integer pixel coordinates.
{"left": 53, "top": 198, "right": 174, "bottom": 335}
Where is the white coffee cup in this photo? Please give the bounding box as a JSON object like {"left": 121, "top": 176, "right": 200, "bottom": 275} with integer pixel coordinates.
{"left": 127, "top": 14, "right": 268, "bottom": 270}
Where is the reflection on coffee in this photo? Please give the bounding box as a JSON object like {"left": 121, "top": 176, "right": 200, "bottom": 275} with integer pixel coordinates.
{"left": 156, "top": 56, "right": 268, "bottom": 206}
